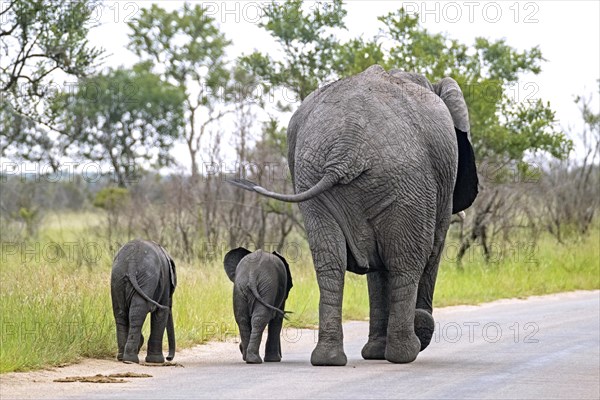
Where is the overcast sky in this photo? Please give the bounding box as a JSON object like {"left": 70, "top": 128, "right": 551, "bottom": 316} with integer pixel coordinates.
{"left": 86, "top": 0, "right": 600, "bottom": 169}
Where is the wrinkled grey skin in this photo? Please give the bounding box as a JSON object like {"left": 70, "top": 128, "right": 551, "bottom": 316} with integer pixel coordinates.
{"left": 224, "top": 248, "right": 293, "bottom": 364}
{"left": 230, "top": 65, "right": 478, "bottom": 366}
{"left": 111, "top": 239, "right": 177, "bottom": 364}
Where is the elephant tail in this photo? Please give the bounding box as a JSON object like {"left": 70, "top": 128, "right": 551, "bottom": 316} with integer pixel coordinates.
{"left": 227, "top": 174, "right": 338, "bottom": 203}
{"left": 247, "top": 275, "right": 289, "bottom": 319}
{"left": 127, "top": 273, "right": 169, "bottom": 311}
{"left": 166, "top": 308, "right": 175, "bottom": 361}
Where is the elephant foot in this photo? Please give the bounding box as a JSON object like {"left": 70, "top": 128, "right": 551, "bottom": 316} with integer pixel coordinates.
{"left": 117, "top": 352, "right": 124, "bottom": 362}
{"left": 414, "top": 309, "right": 435, "bottom": 351}
{"left": 145, "top": 353, "right": 165, "bottom": 364}
{"left": 384, "top": 331, "right": 420, "bottom": 364}
{"left": 245, "top": 352, "right": 263, "bottom": 364}
{"left": 264, "top": 352, "right": 281, "bottom": 362}
{"left": 361, "top": 338, "right": 386, "bottom": 360}
{"left": 311, "top": 343, "right": 347, "bottom": 366}
{"left": 122, "top": 353, "right": 139, "bottom": 364}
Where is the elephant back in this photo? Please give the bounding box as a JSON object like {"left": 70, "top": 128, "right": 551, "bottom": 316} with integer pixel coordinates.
{"left": 289, "top": 65, "right": 457, "bottom": 194}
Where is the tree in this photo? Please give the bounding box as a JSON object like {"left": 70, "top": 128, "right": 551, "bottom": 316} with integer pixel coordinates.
{"left": 127, "top": 4, "right": 231, "bottom": 177}
{"left": 0, "top": 0, "right": 103, "bottom": 162}
{"left": 55, "top": 66, "right": 186, "bottom": 187}
{"left": 542, "top": 84, "right": 600, "bottom": 242}
{"left": 241, "top": 0, "right": 347, "bottom": 104}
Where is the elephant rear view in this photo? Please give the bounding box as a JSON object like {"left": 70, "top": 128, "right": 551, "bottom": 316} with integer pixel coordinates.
{"left": 229, "top": 65, "right": 478, "bottom": 366}
{"left": 111, "top": 239, "right": 177, "bottom": 364}
{"left": 224, "top": 248, "right": 293, "bottom": 364}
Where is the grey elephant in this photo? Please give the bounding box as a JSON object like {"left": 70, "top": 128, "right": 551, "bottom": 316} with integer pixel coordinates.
{"left": 224, "top": 247, "right": 293, "bottom": 364}
{"left": 230, "top": 65, "right": 478, "bottom": 365}
{"left": 111, "top": 239, "right": 176, "bottom": 364}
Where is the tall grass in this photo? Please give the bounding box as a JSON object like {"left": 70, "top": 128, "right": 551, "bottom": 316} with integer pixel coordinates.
{"left": 1, "top": 213, "right": 598, "bottom": 372}
{"left": 435, "top": 229, "right": 600, "bottom": 305}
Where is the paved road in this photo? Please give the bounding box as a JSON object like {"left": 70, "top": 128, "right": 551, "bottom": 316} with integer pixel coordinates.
{"left": 3, "top": 291, "right": 599, "bottom": 399}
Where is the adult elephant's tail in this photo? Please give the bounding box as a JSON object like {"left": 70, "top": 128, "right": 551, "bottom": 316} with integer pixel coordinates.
{"left": 228, "top": 174, "right": 338, "bottom": 203}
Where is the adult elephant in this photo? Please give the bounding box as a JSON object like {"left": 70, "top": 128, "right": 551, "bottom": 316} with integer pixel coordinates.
{"left": 111, "top": 239, "right": 177, "bottom": 364}
{"left": 231, "top": 65, "right": 478, "bottom": 366}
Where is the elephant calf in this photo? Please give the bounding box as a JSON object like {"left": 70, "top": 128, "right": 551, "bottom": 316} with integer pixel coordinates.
{"left": 111, "top": 239, "right": 176, "bottom": 364}
{"left": 224, "top": 247, "right": 293, "bottom": 364}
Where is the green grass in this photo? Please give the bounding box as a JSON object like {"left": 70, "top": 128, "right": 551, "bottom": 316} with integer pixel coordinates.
{"left": 435, "top": 230, "right": 600, "bottom": 305}
{"left": 1, "top": 213, "right": 598, "bottom": 372}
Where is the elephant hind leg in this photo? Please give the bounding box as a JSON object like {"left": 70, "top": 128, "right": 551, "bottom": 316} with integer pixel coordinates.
{"left": 265, "top": 315, "right": 284, "bottom": 362}
{"left": 384, "top": 272, "right": 421, "bottom": 364}
{"left": 375, "top": 201, "right": 435, "bottom": 363}
{"left": 234, "top": 288, "right": 251, "bottom": 362}
{"left": 145, "top": 309, "right": 168, "bottom": 364}
{"left": 361, "top": 270, "right": 389, "bottom": 360}
{"left": 301, "top": 202, "right": 348, "bottom": 367}
{"left": 415, "top": 214, "right": 451, "bottom": 351}
{"left": 112, "top": 286, "right": 129, "bottom": 361}
{"left": 114, "top": 316, "right": 128, "bottom": 362}
{"left": 246, "top": 307, "right": 271, "bottom": 364}
{"left": 123, "top": 295, "right": 149, "bottom": 364}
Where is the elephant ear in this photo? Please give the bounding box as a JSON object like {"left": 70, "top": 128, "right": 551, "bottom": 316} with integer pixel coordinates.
{"left": 224, "top": 247, "right": 251, "bottom": 283}
{"left": 155, "top": 243, "right": 177, "bottom": 291}
{"left": 168, "top": 256, "right": 177, "bottom": 291}
{"left": 432, "top": 77, "right": 479, "bottom": 213}
{"left": 272, "top": 251, "right": 293, "bottom": 295}
{"left": 453, "top": 128, "right": 479, "bottom": 213}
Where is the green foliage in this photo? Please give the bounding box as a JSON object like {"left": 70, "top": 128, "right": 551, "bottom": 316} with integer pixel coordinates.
{"left": 127, "top": 4, "right": 230, "bottom": 91}
{"left": 241, "top": 0, "right": 347, "bottom": 102}
{"left": 0, "top": 0, "right": 103, "bottom": 162}
{"left": 333, "top": 38, "right": 386, "bottom": 78}
{"left": 375, "top": 11, "right": 471, "bottom": 79}
{"left": 54, "top": 67, "right": 186, "bottom": 186}
{"left": 501, "top": 100, "right": 572, "bottom": 160}
{"left": 93, "top": 188, "right": 130, "bottom": 211}
{"left": 127, "top": 3, "right": 232, "bottom": 176}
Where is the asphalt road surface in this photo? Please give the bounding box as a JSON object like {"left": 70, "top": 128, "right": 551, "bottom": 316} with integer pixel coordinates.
{"left": 2, "top": 291, "right": 598, "bottom": 399}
